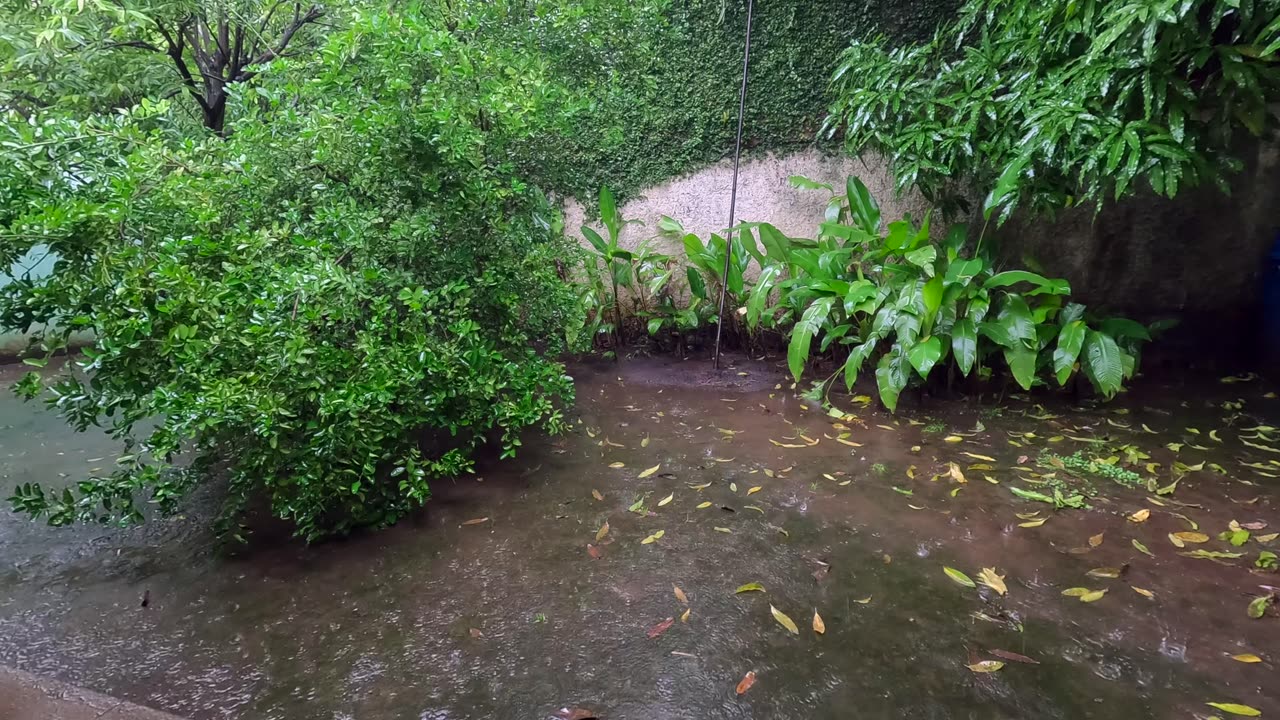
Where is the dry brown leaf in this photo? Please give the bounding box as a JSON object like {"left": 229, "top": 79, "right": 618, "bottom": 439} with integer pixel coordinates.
{"left": 646, "top": 617, "right": 675, "bottom": 639}
{"left": 735, "top": 670, "right": 757, "bottom": 695}
{"left": 1089, "top": 532, "right": 1105, "bottom": 547}
{"left": 673, "top": 585, "right": 688, "bottom": 604}
{"left": 586, "top": 544, "right": 602, "bottom": 559}
{"left": 591, "top": 489, "right": 604, "bottom": 501}
{"left": 812, "top": 610, "right": 826, "bottom": 634}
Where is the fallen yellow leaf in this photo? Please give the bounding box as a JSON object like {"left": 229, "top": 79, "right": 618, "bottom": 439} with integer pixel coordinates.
{"left": 657, "top": 493, "right": 674, "bottom": 507}
{"left": 812, "top": 610, "right": 826, "bottom": 634}
{"left": 978, "top": 567, "right": 1007, "bottom": 595}
{"left": 770, "top": 604, "right": 800, "bottom": 635}
{"left": 595, "top": 521, "right": 609, "bottom": 541}
{"left": 638, "top": 464, "right": 661, "bottom": 478}
{"left": 1128, "top": 508, "right": 1151, "bottom": 523}
{"left": 1230, "top": 653, "right": 1263, "bottom": 663}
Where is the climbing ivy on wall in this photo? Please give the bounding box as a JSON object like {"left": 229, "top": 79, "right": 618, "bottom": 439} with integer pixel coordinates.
{"left": 515, "top": 0, "right": 959, "bottom": 202}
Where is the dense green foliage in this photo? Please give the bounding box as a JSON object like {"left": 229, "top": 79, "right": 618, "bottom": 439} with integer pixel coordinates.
{"left": 2, "top": 7, "right": 581, "bottom": 540}
{"left": 591, "top": 177, "right": 1153, "bottom": 410}
{"left": 827, "top": 0, "right": 1280, "bottom": 218}
{"left": 517, "top": 0, "right": 957, "bottom": 201}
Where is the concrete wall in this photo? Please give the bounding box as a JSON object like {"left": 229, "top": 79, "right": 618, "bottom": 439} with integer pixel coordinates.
{"left": 565, "top": 150, "right": 934, "bottom": 263}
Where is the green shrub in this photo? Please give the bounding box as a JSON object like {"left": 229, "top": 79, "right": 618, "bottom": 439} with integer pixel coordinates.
{"left": 1, "top": 9, "right": 580, "bottom": 541}
{"left": 739, "top": 176, "right": 1154, "bottom": 410}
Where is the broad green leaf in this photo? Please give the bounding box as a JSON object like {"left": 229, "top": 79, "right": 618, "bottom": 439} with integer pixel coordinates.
{"left": 846, "top": 175, "right": 881, "bottom": 236}
{"left": 770, "top": 604, "right": 800, "bottom": 634}
{"left": 599, "top": 186, "right": 619, "bottom": 239}
{"left": 844, "top": 338, "right": 878, "bottom": 390}
{"left": 757, "top": 223, "right": 792, "bottom": 263}
{"left": 952, "top": 317, "right": 977, "bottom": 375}
{"left": 984, "top": 271, "right": 1071, "bottom": 295}
{"left": 789, "top": 297, "right": 836, "bottom": 381}
{"left": 788, "top": 174, "right": 833, "bottom": 192}
{"left": 686, "top": 267, "right": 707, "bottom": 300}
{"left": 997, "top": 294, "right": 1035, "bottom": 345}
{"left": 746, "top": 264, "right": 782, "bottom": 328}
{"left": 1084, "top": 330, "right": 1124, "bottom": 398}
{"left": 581, "top": 226, "right": 609, "bottom": 254}
{"left": 921, "top": 275, "right": 944, "bottom": 319}
{"left": 1053, "top": 320, "right": 1086, "bottom": 385}
{"left": 1004, "top": 346, "right": 1037, "bottom": 391}
{"left": 905, "top": 246, "right": 937, "bottom": 275}
{"left": 943, "top": 566, "right": 976, "bottom": 587}
{"left": 874, "top": 344, "right": 911, "bottom": 413}
{"left": 907, "top": 336, "right": 943, "bottom": 379}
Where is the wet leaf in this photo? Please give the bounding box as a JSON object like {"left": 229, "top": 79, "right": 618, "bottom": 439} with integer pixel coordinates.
{"left": 461, "top": 517, "right": 489, "bottom": 526}
{"left": 892, "top": 486, "right": 914, "bottom": 496}
{"left": 658, "top": 493, "right": 674, "bottom": 507}
{"left": 735, "top": 582, "right": 766, "bottom": 594}
{"left": 962, "top": 451, "right": 997, "bottom": 462}
{"left": 640, "top": 530, "right": 665, "bottom": 545}
{"left": 595, "top": 521, "right": 609, "bottom": 541}
{"left": 744, "top": 505, "right": 765, "bottom": 514}
{"left": 1128, "top": 509, "right": 1151, "bottom": 523}
{"left": 688, "top": 482, "right": 711, "bottom": 490}
{"left": 735, "top": 670, "right": 757, "bottom": 695}
{"left": 609, "top": 462, "right": 625, "bottom": 469}
{"left": 586, "top": 544, "right": 602, "bottom": 559}
{"left": 641, "top": 436, "right": 651, "bottom": 448}
{"left": 1171, "top": 531, "right": 1209, "bottom": 544}
{"left": 770, "top": 604, "right": 800, "bottom": 635}
{"left": 1182, "top": 549, "right": 1244, "bottom": 560}
{"left": 812, "top": 610, "right": 826, "bottom": 634}
{"left": 680, "top": 608, "right": 691, "bottom": 623}
{"left": 1089, "top": 532, "right": 1105, "bottom": 547}
{"left": 638, "top": 464, "right": 660, "bottom": 479}
{"left": 673, "top": 585, "right": 688, "bottom": 604}
{"left": 855, "top": 596, "right": 872, "bottom": 604}
{"left": 1257, "top": 533, "right": 1279, "bottom": 543}
{"left": 1018, "top": 518, "right": 1047, "bottom": 528}
{"left": 714, "top": 527, "right": 731, "bottom": 533}
{"left": 592, "top": 489, "right": 604, "bottom": 501}
{"left": 730, "top": 482, "right": 738, "bottom": 492}
{"left": 1080, "top": 589, "right": 1108, "bottom": 602}
{"left": 470, "top": 628, "right": 484, "bottom": 639}
{"left": 1062, "top": 587, "right": 1091, "bottom": 597}
{"left": 944, "top": 435, "right": 963, "bottom": 443}
{"left": 944, "top": 567, "right": 976, "bottom": 588}
{"left": 647, "top": 617, "right": 675, "bottom": 639}
{"left": 1132, "top": 539, "right": 1154, "bottom": 557}
{"left": 978, "top": 568, "right": 1008, "bottom": 595}
{"left": 967, "top": 660, "right": 1005, "bottom": 673}
{"left": 1087, "top": 567, "right": 1125, "bottom": 579}
{"left": 1231, "top": 653, "right": 1263, "bottom": 663}
{"left": 747, "top": 486, "right": 762, "bottom": 495}
{"left": 1247, "top": 594, "right": 1274, "bottom": 619}
{"left": 1205, "top": 703, "right": 1261, "bottom": 717}
{"left": 628, "top": 497, "right": 645, "bottom": 513}
{"left": 1131, "top": 586, "right": 1155, "bottom": 599}
{"left": 949, "top": 462, "right": 967, "bottom": 483}
{"left": 554, "top": 707, "right": 599, "bottom": 720}
{"left": 696, "top": 501, "right": 712, "bottom": 509}
{"left": 989, "top": 649, "right": 1040, "bottom": 664}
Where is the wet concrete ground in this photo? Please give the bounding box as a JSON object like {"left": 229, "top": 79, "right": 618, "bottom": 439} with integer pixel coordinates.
{"left": 1, "top": 356, "right": 1278, "bottom": 719}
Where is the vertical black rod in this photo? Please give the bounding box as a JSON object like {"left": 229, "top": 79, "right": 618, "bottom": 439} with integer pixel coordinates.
{"left": 712, "top": 0, "right": 754, "bottom": 371}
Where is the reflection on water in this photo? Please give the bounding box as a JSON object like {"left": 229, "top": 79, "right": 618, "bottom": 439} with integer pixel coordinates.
{"left": 0, "top": 357, "right": 1277, "bottom": 719}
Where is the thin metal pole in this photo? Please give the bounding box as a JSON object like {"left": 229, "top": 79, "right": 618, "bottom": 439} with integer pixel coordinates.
{"left": 712, "top": 0, "right": 754, "bottom": 371}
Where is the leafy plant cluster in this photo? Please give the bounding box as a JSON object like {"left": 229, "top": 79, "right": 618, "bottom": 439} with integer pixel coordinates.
{"left": 576, "top": 176, "right": 1155, "bottom": 411}
{"left": 1039, "top": 450, "right": 1145, "bottom": 489}
{"left": 826, "top": 0, "right": 1280, "bottom": 219}
{"left": 2, "top": 7, "right": 582, "bottom": 541}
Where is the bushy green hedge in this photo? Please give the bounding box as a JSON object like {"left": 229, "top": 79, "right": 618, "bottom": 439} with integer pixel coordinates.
{"left": 515, "top": 0, "right": 958, "bottom": 201}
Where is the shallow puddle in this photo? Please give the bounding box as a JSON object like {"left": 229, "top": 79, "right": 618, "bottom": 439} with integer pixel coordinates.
{"left": 0, "top": 357, "right": 1278, "bottom": 719}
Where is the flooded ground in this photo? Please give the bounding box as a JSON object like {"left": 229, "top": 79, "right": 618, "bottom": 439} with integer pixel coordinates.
{"left": 1, "top": 356, "right": 1278, "bottom": 719}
